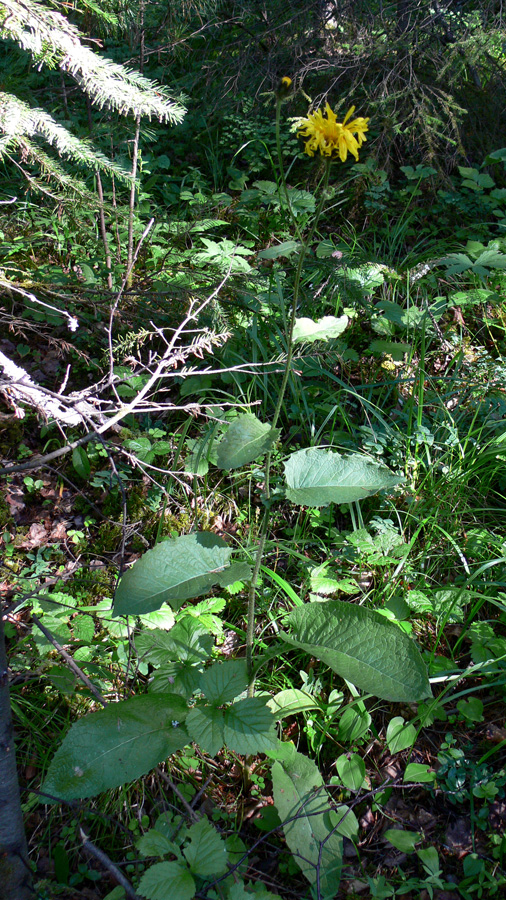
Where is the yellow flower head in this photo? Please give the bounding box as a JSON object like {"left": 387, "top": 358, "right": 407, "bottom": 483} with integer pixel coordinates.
{"left": 277, "top": 76, "right": 293, "bottom": 99}
{"left": 296, "top": 103, "right": 369, "bottom": 162}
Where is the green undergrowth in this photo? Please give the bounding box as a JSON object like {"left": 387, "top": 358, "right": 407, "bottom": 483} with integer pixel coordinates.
{"left": 2, "top": 25, "right": 506, "bottom": 896}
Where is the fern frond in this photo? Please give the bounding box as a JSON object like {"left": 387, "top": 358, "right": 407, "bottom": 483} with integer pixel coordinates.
{"left": 0, "top": 0, "right": 186, "bottom": 122}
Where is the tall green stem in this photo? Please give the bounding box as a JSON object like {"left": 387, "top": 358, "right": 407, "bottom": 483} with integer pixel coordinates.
{"left": 246, "top": 104, "right": 332, "bottom": 694}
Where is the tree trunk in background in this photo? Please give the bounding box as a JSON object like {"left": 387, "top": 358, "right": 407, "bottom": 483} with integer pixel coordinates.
{"left": 0, "top": 607, "right": 33, "bottom": 900}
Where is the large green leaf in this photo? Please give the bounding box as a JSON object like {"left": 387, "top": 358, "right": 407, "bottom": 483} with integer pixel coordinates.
{"left": 199, "top": 659, "right": 248, "bottom": 704}
{"left": 186, "top": 705, "right": 224, "bottom": 757}
{"left": 183, "top": 817, "right": 228, "bottom": 876}
{"left": 216, "top": 413, "right": 279, "bottom": 470}
{"left": 138, "top": 862, "right": 195, "bottom": 900}
{"left": 280, "top": 602, "right": 431, "bottom": 702}
{"left": 284, "top": 448, "right": 401, "bottom": 507}
{"left": 223, "top": 698, "right": 277, "bottom": 755}
{"left": 292, "top": 314, "right": 348, "bottom": 344}
{"left": 42, "top": 695, "right": 189, "bottom": 800}
{"left": 272, "top": 747, "right": 343, "bottom": 897}
{"left": 113, "top": 532, "right": 251, "bottom": 616}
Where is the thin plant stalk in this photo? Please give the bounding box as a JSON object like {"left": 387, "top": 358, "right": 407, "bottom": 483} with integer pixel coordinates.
{"left": 246, "top": 99, "right": 332, "bottom": 694}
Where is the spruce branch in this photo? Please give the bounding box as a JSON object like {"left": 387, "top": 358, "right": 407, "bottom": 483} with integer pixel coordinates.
{"left": 0, "top": 93, "right": 133, "bottom": 184}
{"left": 0, "top": 0, "right": 186, "bottom": 122}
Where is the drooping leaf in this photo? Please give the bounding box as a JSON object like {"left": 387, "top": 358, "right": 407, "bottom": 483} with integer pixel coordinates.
{"left": 272, "top": 747, "right": 343, "bottom": 895}
{"left": 279, "top": 602, "right": 431, "bottom": 702}
{"left": 457, "top": 696, "right": 484, "bottom": 723}
{"left": 284, "top": 448, "right": 401, "bottom": 508}
{"left": 258, "top": 241, "right": 300, "bottom": 259}
{"left": 375, "top": 299, "right": 425, "bottom": 329}
{"left": 223, "top": 698, "right": 277, "bottom": 755}
{"left": 292, "top": 315, "right": 348, "bottom": 344}
{"left": 186, "top": 706, "right": 224, "bottom": 757}
{"left": 42, "top": 695, "right": 189, "bottom": 800}
{"left": 216, "top": 414, "right": 279, "bottom": 470}
{"left": 138, "top": 862, "right": 195, "bottom": 900}
{"left": 183, "top": 817, "right": 228, "bottom": 877}
{"left": 113, "top": 532, "right": 251, "bottom": 616}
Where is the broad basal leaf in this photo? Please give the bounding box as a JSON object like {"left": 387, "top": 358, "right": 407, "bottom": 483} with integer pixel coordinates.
{"left": 292, "top": 315, "right": 348, "bottom": 344}
{"left": 284, "top": 448, "right": 401, "bottom": 507}
{"left": 272, "top": 747, "right": 343, "bottom": 895}
{"left": 42, "top": 695, "right": 189, "bottom": 800}
{"left": 223, "top": 697, "right": 277, "bottom": 755}
{"left": 186, "top": 705, "right": 224, "bottom": 757}
{"left": 216, "top": 413, "right": 279, "bottom": 470}
{"left": 280, "top": 602, "right": 431, "bottom": 702}
{"left": 114, "top": 532, "right": 251, "bottom": 616}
